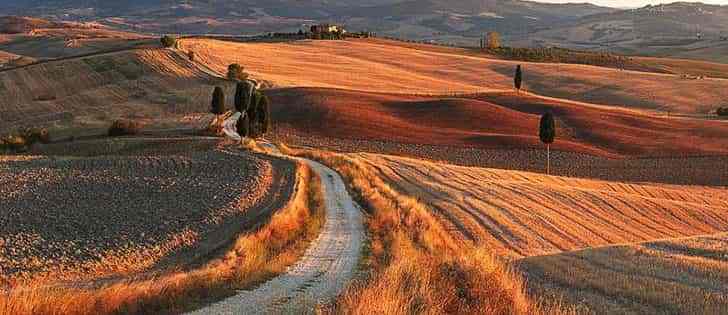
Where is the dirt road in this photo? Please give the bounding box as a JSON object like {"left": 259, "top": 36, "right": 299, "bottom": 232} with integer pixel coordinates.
{"left": 188, "top": 130, "right": 365, "bottom": 314}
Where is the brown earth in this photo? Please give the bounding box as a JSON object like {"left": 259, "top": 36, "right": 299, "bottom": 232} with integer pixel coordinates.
{"left": 0, "top": 138, "right": 296, "bottom": 286}
{"left": 268, "top": 87, "right": 728, "bottom": 159}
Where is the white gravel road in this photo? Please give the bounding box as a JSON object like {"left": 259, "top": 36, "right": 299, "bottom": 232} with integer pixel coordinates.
{"left": 188, "top": 122, "right": 365, "bottom": 314}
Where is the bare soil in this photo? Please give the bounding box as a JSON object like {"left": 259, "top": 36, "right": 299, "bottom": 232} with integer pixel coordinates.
{"left": 0, "top": 138, "right": 296, "bottom": 286}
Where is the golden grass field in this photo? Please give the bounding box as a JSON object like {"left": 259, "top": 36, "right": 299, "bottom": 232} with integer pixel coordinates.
{"left": 333, "top": 152, "right": 728, "bottom": 313}
{"left": 520, "top": 232, "right": 728, "bottom": 314}
{"left": 2, "top": 34, "right": 728, "bottom": 314}
{"left": 181, "top": 38, "right": 728, "bottom": 114}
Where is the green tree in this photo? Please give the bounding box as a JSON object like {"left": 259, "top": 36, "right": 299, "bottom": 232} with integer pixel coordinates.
{"left": 211, "top": 86, "right": 225, "bottom": 115}
{"left": 514, "top": 65, "right": 523, "bottom": 92}
{"left": 160, "top": 35, "right": 177, "bottom": 48}
{"left": 227, "top": 64, "right": 248, "bottom": 81}
{"left": 539, "top": 111, "right": 556, "bottom": 175}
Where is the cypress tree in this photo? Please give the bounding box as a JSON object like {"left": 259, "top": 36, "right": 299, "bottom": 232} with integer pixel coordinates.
{"left": 236, "top": 113, "right": 250, "bottom": 138}
{"left": 211, "top": 86, "right": 225, "bottom": 115}
{"left": 539, "top": 111, "right": 556, "bottom": 175}
{"left": 246, "top": 91, "right": 262, "bottom": 137}
{"left": 514, "top": 65, "right": 523, "bottom": 92}
{"left": 258, "top": 94, "right": 271, "bottom": 135}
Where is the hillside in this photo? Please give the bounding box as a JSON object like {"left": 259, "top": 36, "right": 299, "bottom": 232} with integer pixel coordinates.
{"left": 0, "top": 47, "right": 227, "bottom": 133}
{"left": 350, "top": 152, "right": 728, "bottom": 313}
{"left": 268, "top": 88, "right": 728, "bottom": 158}
{"left": 522, "top": 2, "right": 728, "bottom": 63}
{"left": 182, "top": 38, "right": 728, "bottom": 115}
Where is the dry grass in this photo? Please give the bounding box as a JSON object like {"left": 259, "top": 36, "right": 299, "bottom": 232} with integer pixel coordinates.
{"left": 279, "top": 145, "right": 569, "bottom": 315}
{"left": 520, "top": 233, "right": 728, "bottom": 314}
{"left": 329, "top": 152, "right": 728, "bottom": 313}
{"left": 181, "top": 38, "right": 728, "bottom": 114}
{"left": 0, "top": 161, "right": 326, "bottom": 315}
{"left": 355, "top": 153, "right": 728, "bottom": 259}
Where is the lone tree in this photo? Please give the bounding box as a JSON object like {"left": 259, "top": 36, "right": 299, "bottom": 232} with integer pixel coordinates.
{"left": 539, "top": 111, "right": 556, "bottom": 175}
{"left": 210, "top": 86, "right": 225, "bottom": 115}
{"left": 514, "top": 65, "right": 523, "bottom": 92}
{"left": 187, "top": 50, "right": 195, "bottom": 61}
{"left": 161, "top": 35, "right": 177, "bottom": 48}
{"left": 227, "top": 64, "right": 248, "bottom": 81}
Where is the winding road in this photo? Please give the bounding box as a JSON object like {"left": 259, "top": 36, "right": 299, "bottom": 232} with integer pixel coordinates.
{"left": 188, "top": 117, "right": 365, "bottom": 314}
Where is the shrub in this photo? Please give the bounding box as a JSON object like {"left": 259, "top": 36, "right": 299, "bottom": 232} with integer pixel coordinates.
{"left": 717, "top": 107, "right": 728, "bottom": 116}
{"left": 21, "top": 127, "right": 50, "bottom": 144}
{"left": 187, "top": 50, "right": 195, "bottom": 61}
{"left": 0, "top": 135, "right": 27, "bottom": 152}
{"left": 108, "top": 120, "right": 141, "bottom": 137}
{"left": 227, "top": 63, "right": 248, "bottom": 81}
{"left": 160, "top": 35, "right": 177, "bottom": 48}
{"left": 211, "top": 86, "right": 226, "bottom": 115}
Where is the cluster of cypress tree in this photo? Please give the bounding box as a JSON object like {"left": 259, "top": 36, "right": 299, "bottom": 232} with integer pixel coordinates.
{"left": 209, "top": 82, "right": 271, "bottom": 139}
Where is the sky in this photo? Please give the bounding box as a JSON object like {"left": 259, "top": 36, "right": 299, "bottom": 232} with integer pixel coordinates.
{"left": 536, "top": 0, "right": 728, "bottom": 8}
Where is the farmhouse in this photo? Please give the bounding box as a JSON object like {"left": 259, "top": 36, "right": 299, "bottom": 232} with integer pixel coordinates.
{"left": 310, "top": 23, "right": 345, "bottom": 34}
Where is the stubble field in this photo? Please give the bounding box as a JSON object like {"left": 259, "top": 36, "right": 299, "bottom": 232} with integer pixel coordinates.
{"left": 346, "top": 152, "right": 728, "bottom": 313}
{"left": 0, "top": 138, "right": 296, "bottom": 286}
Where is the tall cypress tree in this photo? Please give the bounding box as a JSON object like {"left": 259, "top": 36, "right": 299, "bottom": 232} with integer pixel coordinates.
{"left": 539, "top": 111, "right": 556, "bottom": 175}
{"left": 514, "top": 65, "right": 523, "bottom": 92}
{"left": 258, "top": 94, "right": 271, "bottom": 135}
{"left": 236, "top": 113, "right": 250, "bottom": 138}
{"left": 211, "top": 86, "right": 225, "bottom": 115}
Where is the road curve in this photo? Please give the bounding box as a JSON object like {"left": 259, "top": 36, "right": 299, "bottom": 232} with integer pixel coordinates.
{"left": 188, "top": 123, "right": 365, "bottom": 314}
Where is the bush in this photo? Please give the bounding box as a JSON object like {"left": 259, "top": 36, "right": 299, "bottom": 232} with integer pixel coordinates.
{"left": 187, "top": 50, "right": 195, "bottom": 61}
{"left": 108, "top": 120, "right": 141, "bottom": 137}
{"left": 227, "top": 64, "right": 248, "bottom": 81}
{"left": 0, "top": 134, "right": 28, "bottom": 152}
{"left": 717, "top": 107, "right": 728, "bottom": 116}
{"left": 160, "top": 35, "right": 177, "bottom": 48}
{"left": 21, "top": 127, "right": 50, "bottom": 144}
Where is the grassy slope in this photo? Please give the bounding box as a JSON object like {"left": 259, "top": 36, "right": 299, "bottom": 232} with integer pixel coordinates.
{"left": 182, "top": 38, "right": 728, "bottom": 114}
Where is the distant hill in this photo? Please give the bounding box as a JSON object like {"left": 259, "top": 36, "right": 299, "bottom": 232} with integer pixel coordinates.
{"left": 520, "top": 2, "right": 728, "bottom": 62}
{"left": 3, "top": 1, "right": 728, "bottom": 62}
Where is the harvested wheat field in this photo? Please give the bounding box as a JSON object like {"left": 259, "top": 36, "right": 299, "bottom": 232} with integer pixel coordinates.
{"left": 346, "top": 152, "right": 728, "bottom": 313}
{"left": 520, "top": 233, "right": 728, "bottom": 314}
{"left": 181, "top": 38, "right": 728, "bottom": 114}
{"left": 0, "top": 138, "right": 296, "bottom": 286}
{"left": 0, "top": 47, "right": 232, "bottom": 133}
{"left": 355, "top": 153, "right": 728, "bottom": 258}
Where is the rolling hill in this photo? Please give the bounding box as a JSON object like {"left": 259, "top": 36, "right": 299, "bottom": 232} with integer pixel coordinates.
{"left": 182, "top": 38, "right": 728, "bottom": 115}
